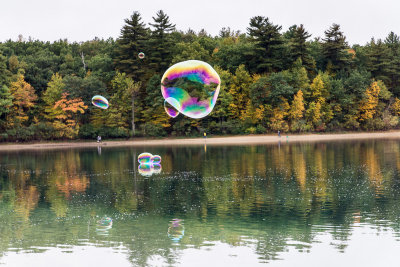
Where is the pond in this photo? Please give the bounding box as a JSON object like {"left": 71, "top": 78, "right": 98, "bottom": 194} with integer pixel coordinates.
{"left": 1, "top": 140, "right": 400, "bottom": 266}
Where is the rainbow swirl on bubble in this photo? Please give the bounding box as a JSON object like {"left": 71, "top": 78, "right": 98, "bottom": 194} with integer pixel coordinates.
{"left": 161, "top": 60, "right": 221, "bottom": 119}
{"left": 91, "top": 95, "right": 109, "bottom": 109}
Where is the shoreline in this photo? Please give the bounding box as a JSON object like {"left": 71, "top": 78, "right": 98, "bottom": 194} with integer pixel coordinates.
{"left": 0, "top": 131, "right": 400, "bottom": 151}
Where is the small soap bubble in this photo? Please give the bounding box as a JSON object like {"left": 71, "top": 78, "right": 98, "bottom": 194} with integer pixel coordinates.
{"left": 138, "top": 164, "right": 153, "bottom": 177}
{"left": 96, "top": 216, "right": 113, "bottom": 234}
{"left": 151, "top": 155, "right": 162, "bottom": 164}
{"left": 91, "top": 95, "right": 109, "bottom": 109}
{"left": 138, "top": 153, "right": 153, "bottom": 164}
{"left": 168, "top": 218, "right": 184, "bottom": 242}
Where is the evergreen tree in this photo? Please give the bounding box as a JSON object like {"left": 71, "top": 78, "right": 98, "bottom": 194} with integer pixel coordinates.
{"left": 0, "top": 53, "right": 10, "bottom": 87}
{"left": 148, "top": 10, "right": 176, "bottom": 74}
{"left": 285, "top": 24, "right": 315, "bottom": 72}
{"left": 365, "top": 39, "right": 391, "bottom": 86}
{"left": 0, "top": 53, "right": 13, "bottom": 127}
{"left": 384, "top": 32, "right": 400, "bottom": 95}
{"left": 322, "top": 24, "right": 352, "bottom": 73}
{"left": 114, "top": 11, "right": 149, "bottom": 81}
{"left": 0, "top": 85, "right": 13, "bottom": 127}
{"left": 247, "top": 16, "right": 284, "bottom": 73}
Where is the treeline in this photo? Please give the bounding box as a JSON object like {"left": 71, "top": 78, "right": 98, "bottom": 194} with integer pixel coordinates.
{"left": 1, "top": 10, "right": 400, "bottom": 141}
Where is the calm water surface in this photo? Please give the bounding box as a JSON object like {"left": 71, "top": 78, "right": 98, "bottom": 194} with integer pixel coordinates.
{"left": 1, "top": 140, "right": 400, "bottom": 266}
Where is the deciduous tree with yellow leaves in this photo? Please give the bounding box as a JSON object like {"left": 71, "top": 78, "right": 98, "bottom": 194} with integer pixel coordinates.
{"left": 8, "top": 74, "right": 37, "bottom": 126}
{"left": 358, "top": 81, "right": 380, "bottom": 122}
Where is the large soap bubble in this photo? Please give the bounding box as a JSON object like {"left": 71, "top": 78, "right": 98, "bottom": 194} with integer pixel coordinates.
{"left": 92, "top": 95, "right": 109, "bottom": 109}
{"left": 161, "top": 60, "right": 221, "bottom": 119}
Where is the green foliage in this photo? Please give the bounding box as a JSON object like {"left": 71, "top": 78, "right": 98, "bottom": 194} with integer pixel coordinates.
{"left": 140, "top": 122, "right": 167, "bottom": 137}
{"left": 322, "top": 24, "right": 352, "bottom": 72}
{"left": 172, "top": 41, "right": 211, "bottom": 64}
{"left": 114, "top": 11, "right": 149, "bottom": 82}
{"left": 247, "top": 16, "right": 284, "bottom": 73}
{"left": 43, "top": 73, "right": 64, "bottom": 106}
{"left": 148, "top": 10, "right": 176, "bottom": 73}
{"left": 1, "top": 12, "right": 400, "bottom": 142}
{"left": 284, "top": 24, "right": 315, "bottom": 72}
{"left": 0, "top": 85, "right": 13, "bottom": 121}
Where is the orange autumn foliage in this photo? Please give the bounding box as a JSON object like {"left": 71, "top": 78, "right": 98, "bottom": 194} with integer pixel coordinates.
{"left": 52, "top": 93, "right": 87, "bottom": 138}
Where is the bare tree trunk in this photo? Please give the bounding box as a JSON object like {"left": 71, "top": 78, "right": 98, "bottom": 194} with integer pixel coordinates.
{"left": 80, "top": 52, "right": 86, "bottom": 71}
{"left": 131, "top": 95, "right": 135, "bottom": 136}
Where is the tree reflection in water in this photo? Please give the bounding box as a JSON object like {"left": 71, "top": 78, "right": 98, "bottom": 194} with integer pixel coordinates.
{"left": 1, "top": 140, "right": 400, "bottom": 265}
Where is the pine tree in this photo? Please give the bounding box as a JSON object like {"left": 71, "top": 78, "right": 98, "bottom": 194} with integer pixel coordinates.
{"left": 365, "top": 39, "right": 391, "bottom": 86}
{"left": 148, "top": 10, "right": 176, "bottom": 74}
{"left": 384, "top": 32, "right": 400, "bottom": 96}
{"left": 0, "top": 85, "right": 13, "bottom": 124}
{"left": 114, "top": 11, "right": 149, "bottom": 81}
{"left": 0, "top": 53, "right": 11, "bottom": 87}
{"left": 247, "top": 16, "right": 284, "bottom": 73}
{"left": 285, "top": 24, "right": 315, "bottom": 72}
{"left": 0, "top": 54, "right": 12, "bottom": 127}
{"left": 322, "top": 24, "right": 352, "bottom": 73}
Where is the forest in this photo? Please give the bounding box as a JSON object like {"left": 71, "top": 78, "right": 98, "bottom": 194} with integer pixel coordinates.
{"left": 1, "top": 10, "right": 400, "bottom": 141}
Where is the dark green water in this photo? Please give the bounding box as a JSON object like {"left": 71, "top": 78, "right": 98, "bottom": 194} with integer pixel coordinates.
{"left": 1, "top": 140, "right": 400, "bottom": 266}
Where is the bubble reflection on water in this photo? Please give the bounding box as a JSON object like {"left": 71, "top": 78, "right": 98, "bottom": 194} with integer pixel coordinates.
{"left": 1, "top": 141, "right": 400, "bottom": 266}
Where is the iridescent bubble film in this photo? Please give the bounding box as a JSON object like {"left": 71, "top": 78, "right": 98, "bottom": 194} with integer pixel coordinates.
{"left": 96, "top": 216, "right": 113, "bottom": 233}
{"left": 168, "top": 218, "right": 184, "bottom": 242}
{"left": 91, "top": 95, "right": 109, "bottom": 109}
{"left": 138, "top": 163, "right": 162, "bottom": 177}
{"left": 151, "top": 155, "right": 162, "bottom": 164}
{"left": 161, "top": 60, "right": 221, "bottom": 119}
{"left": 138, "top": 153, "right": 153, "bottom": 164}
{"left": 152, "top": 163, "right": 162, "bottom": 174}
{"left": 138, "top": 52, "right": 145, "bottom": 59}
{"left": 138, "top": 164, "right": 153, "bottom": 177}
